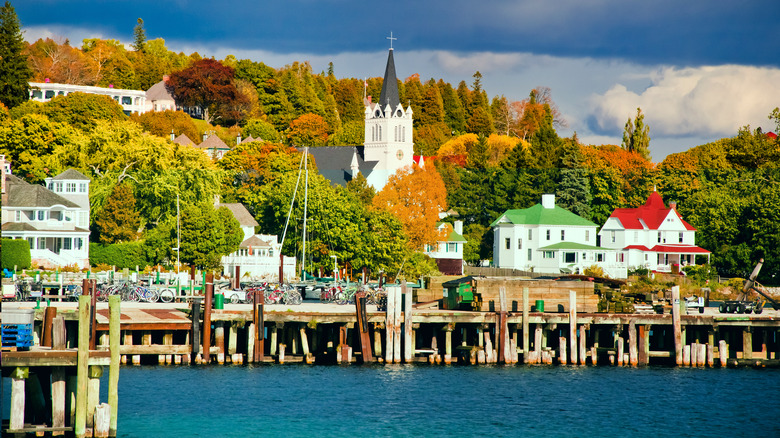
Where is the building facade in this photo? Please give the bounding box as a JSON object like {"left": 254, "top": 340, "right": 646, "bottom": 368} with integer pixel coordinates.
{"left": 424, "top": 221, "right": 466, "bottom": 275}
{"left": 29, "top": 82, "right": 147, "bottom": 115}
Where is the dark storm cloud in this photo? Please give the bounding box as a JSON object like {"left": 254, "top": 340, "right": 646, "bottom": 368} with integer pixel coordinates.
{"left": 16, "top": 0, "right": 780, "bottom": 67}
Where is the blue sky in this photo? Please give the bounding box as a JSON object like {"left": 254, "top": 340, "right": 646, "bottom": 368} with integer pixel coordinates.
{"left": 14, "top": 0, "right": 780, "bottom": 161}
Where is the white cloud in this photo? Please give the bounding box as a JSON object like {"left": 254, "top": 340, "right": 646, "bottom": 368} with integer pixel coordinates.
{"left": 590, "top": 65, "right": 780, "bottom": 138}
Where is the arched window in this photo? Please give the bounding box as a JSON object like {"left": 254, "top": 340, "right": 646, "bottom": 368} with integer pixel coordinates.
{"left": 402, "top": 126, "right": 406, "bottom": 142}
{"left": 378, "top": 126, "right": 382, "bottom": 141}
{"left": 372, "top": 126, "right": 376, "bottom": 141}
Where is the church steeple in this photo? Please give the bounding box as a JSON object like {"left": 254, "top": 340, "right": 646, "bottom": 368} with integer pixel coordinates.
{"left": 379, "top": 48, "right": 400, "bottom": 110}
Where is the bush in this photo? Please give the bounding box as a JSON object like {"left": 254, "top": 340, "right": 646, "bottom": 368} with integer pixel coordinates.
{"left": 584, "top": 265, "right": 606, "bottom": 278}
{"left": 1, "top": 239, "right": 32, "bottom": 270}
{"left": 89, "top": 241, "right": 150, "bottom": 269}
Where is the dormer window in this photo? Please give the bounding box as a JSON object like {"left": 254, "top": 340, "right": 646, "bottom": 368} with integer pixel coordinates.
{"left": 375, "top": 110, "right": 381, "bottom": 117}
{"left": 396, "top": 109, "right": 402, "bottom": 117}
{"left": 79, "top": 183, "right": 87, "bottom": 193}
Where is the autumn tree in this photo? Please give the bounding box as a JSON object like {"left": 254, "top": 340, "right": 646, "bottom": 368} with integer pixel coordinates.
{"left": 41, "top": 92, "right": 126, "bottom": 131}
{"left": 242, "top": 118, "right": 281, "bottom": 143}
{"left": 372, "top": 164, "right": 448, "bottom": 249}
{"left": 93, "top": 183, "right": 140, "bottom": 243}
{"left": 288, "top": 113, "right": 329, "bottom": 146}
{"left": 622, "top": 107, "right": 651, "bottom": 160}
{"left": 0, "top": 1, "right": 32, "bottom": 108}
{"left": 166, "top": 58, "right": 244, "bottom": 124}
{"left": 130, "top": 109, "right": 199, "bottom": 141}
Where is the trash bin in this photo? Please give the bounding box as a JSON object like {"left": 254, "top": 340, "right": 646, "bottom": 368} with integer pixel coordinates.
{"left": 535, "top": 299, "right": 545, "bottom": 312}
{"left": 214, "top": 292, "right": 224, "bottom": 310}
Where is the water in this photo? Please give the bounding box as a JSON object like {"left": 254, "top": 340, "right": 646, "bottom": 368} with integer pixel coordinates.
{"left": 4, "top": 365, "right": 779, "bottom": 437}
{"left": 105, "top": 365, "right": 780, "bottom": 437}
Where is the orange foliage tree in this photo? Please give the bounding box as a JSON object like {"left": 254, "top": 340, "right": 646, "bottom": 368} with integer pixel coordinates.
{"left": 288, "top": 113, "right": 329, "bottom": 146}
{"left": 372, "top": 164, "right": 448, "bottom": 249}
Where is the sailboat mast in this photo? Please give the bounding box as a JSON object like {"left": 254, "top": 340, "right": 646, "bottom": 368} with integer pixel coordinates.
{"left": 302, "top": 148, "right": 309, "bottom": 281}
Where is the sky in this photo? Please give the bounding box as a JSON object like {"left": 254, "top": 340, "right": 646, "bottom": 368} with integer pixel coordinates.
{"left": 14, "top": 0, "right": 780, "bottom": 162}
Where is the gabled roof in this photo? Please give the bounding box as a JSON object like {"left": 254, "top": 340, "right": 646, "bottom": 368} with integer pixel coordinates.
{"left": 608, "top": 191, "right": 695, "bottom": 231}
{"left": 5, "top": 179, "right": 79, "bottom": 208}
{"left": 490, "top": 204, "right": 597, "bottom": 228}
{"left": 217, "top": 203, "right": 258, "bottom": 227}
{"left": 436, "top": 222, "right": 467, "bottom": 242}
{"left": 302, "top": 146, "right": 378, "bottom": 187}
{"left": 146, "top": 80, "right": 174, "bottom": 101}
{"left": 624, "top": 244, "right": 710, "bottom": 254}
{"left": 240, "top": 234, "right": 272, "bottom": 249}
{"left": 199, "top": 135, "right": 230, "bottom": 151}
{"left": 173, "top": 134, "right": 196, "bottom": 147}
{"left": 52, "top": 169, "right": 90, "bottom": 181}
{"left": 2, "top": 222, "right": 89, "bottom": 233}
{"left": 379, "top": 49, "right": 400, "bottom": 110}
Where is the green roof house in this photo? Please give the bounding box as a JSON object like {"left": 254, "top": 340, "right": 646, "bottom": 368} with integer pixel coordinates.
{"left": 491, "top": 194, "right": 627, "bottom": 278}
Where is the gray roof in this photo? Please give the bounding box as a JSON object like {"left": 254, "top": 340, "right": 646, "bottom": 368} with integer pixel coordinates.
{"left": 300, "top": 146, "right": 378, "bottom": 187}
{"left": 240, "top": 235, "right": 272, "bottom": 249}
{"left": 173, "top": 134, "right": 196, "bottom": 147}
{"left": 146, "top": 80, "right": 174, "bottom": 101}
{"left": 52, "top": 169, "right": 90, "bottom": 181}
{"left": 4, "top": 176, "right": 79, "bottom": 209}
{"left": 379, "top": 49, "right": 400, "bottom": 110}
{"left": 2, "top": 222, "right": 89, "bottom": 233}
{"left": 217, "top": 203, "right": 259, "bottom": 227}
{"left": 200, "top": 135, "right": 230, "bottom": 151}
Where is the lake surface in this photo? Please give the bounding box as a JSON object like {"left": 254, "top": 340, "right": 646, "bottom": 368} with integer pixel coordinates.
{"left": 103, "top": 365, "right": 780, "bottom": 437}
{"left": 3, "top": 364, "right": 779, "bottom": 437}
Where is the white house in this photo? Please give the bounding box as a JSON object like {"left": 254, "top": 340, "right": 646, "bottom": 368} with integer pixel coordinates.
{"left": 599, "top": 190, "right": 710, "bottom": 272}
{"left": 491, "top": 194, "right": 627, "bottom": 278}
{"left": 424, "top": 221, "right": 466, "bottom": 275}
{"left": 29, "top": 81, "right": 147, "bottom": 115}
{"left": 1, "top": 168, "right": 91, "bottom": 268}
{"left": 218, "top": 203, "right": 295, "bottom": 281}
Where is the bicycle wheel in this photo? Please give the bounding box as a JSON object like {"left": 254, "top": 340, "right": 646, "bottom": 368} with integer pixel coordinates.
{"left": 244, "top": 290, "right": 255, "bottom": 304}
{"left": 160, "top": 289, "right": 175, "bottom": 303}
{"left": 335, "top": 291, "right": 347, "bottom": 305}
{"left": 147, "top": 289, "right": 159, "bottom": 303}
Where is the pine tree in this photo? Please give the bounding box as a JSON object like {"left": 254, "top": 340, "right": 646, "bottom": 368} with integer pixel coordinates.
{"left": 0, "top": 1, "right": 32, "bottom": 108}
{"left": 132, "top": 18, "right": 146, "bottom": 52}
{"left": 94, "top": 184, "right": 141, "bottom": 244}
{"left": 557, "top": 135, "right": 592, "bottom": 219}
{"left": 622, "top": 107, "right": 651, "bottom": 160}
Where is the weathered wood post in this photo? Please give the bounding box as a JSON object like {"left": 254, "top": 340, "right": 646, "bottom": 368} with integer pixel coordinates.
{"left": 523, "top": 287, "right": 530, "bottom": 364}
{"left": 638, "top": 325, "right": 649, "bottom": 366}
{"left": 202, "top": 276, "right": 214, "bottom": 364}
{"left": 108, "top": 295, "right": 120, "bottom": 437}
{"left": 707, "top": 330, "right": 715, "bottom": 368}
{"left": 87, "top": 366, "right": 102, "bottom": 428}
{"left": 403, "top": 283, "right": 413, "bottom": 363}
{"left": 579, "top": 325, "right": 587, "bottom": 365}
{"left": 43, "top": 306, "right": 57, "bottom": 347}
{"left": 559, "top": 336, "right": 568, "bottom": 364}
{"left": 10, "top": 367, "right": 27, "bottom": 434}
{"left": 569, "top": 290, "right": 577, "bottom": 364}
{"left": 385, "top": 285, "right": 396, "bottom": 363}
{"left": 628, "top": 320, "right": 638, "bottom": 367}
{"left": 616, "top": 336, "right": 624, "bottom": 366}
{"left": 75, "top": 295, "right": 91, "bottom": 438}
{"left": 444, "top": 323, "right": 454, "bottom": 365}
{"left": 191, "top": 298, "right": 201, "bottom": 363}
{"left": 533, "top": 325, "right": 543, "bottom": 364}
{"left": 719, "top": 339, "right": 728, "bottom": 367}
{"left": 393, "top": 286, "right": 402, "bottom": 364}
{"left": 671, "top": 286, "right": 683, "bottom": 366}
{"left": 52, "top": 316, "right": 67, "bottom": 436}
{"left": 94, "top": 403, "right": 110, "bottom": 438}
{"left": 743, "top": 327, "right": 753, "bottom": 360}
{"left": 498, "top": 287, "right": 510, "bottom": 364}
{"left": 355, "top": 291, "right": 373, "bottom": 363}
{"left": 253, "top": 289, "right": 264, "bottom": 362}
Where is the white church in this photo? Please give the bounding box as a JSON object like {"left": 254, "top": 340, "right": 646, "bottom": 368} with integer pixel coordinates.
{"left": 305, "top": 46, "right": 414, "bottom": 191}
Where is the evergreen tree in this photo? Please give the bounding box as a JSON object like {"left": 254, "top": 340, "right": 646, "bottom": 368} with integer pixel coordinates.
{"left": 438, "top": 79, "right": 466, "bottom": 133}
{"left": 557, "top": 135, "right": 592, "bottom": 219}
{"left": 622, "top": 107, "right": 651, "bottom": 160}
{"left": 418, "top": 78, "right": 445, "bottom": 126}
{"left": 531, "top": 104, "right": 563, "bottom": 168}
{"left": 0, "top": 1, "right": 32, "bottom": 108}
{"left": 467, "top": 134, "right": 488, "bottom": 169}
{"left": 94, "top": 183, "right": 141, "bottom": 244}
{"left": 132, "top": 18, "right": 146, "bottom": 52}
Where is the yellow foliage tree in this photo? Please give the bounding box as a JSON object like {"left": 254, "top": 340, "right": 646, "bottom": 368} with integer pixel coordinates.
{"left": 372, "top": 164, "right": 448, "bottom": 249}
{"left": 486, "top": 134, "right": 522, "bottom": 166}
{"left": 437, "top": 133, "right": 478, "bottom": 157}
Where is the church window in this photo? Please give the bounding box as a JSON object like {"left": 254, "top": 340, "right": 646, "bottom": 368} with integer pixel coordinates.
{"left": 396, "top": 109, "right": 402, "bottom": 117}
{"left": 375, "top": 110, "right": 381, "bottom": 117}
{"left": 378, "top": 126, "right": 382, "bottom": 141}
{"left": 372, "top": 126, "right": 375, "bottom": 141}
{"left": 402, "top": 126, "right": 406, "bottom": 142}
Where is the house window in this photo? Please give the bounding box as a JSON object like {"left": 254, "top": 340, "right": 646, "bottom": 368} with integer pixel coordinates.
{"left": 644, "top": 254, "right": 649, "bottom": 261}
{"left": 448, "top": 243, "right": 457, "bottom": 252}
{"left": 582, "top": 252, "right": 587, "bottom": 261}
{"left": 15, "top": 211, "right": 21, "bottom": 221}
{"left": 63, "top": 238, "right": 72, "bottom": 250}
{"left": 543, "top": 251, "right": 555, "bottom": 259}
{"left": 618, "top": 253, "right": 625, "bottom": 263}
{"left": 27, "top": 237, "right": 34, "bottom": 249}
{"left": 546, "top": 229, "right": 551, "bottom": 241}
{"left": 78, "top": 212, "right": 88, "bottom": 228}
{"left": 37, "top": 237, "right": 46, "bottom": 249}
{"left": 79, "top": 183, "right": 87, "bottom": 193}
{"left": 37, "top": 210, "right": 46, "bottom": 221}
{"left": 634, "top": 231, "right": 639, "bottom": 242}
{"left": 505, "top": 238, "right": 510, "bottom": 250}
{"left": 66, "top": 182, "right": 76, "bottom": 193}
{"left": 528, "top": 229, "right": 532, "bottom": 240}
{"left": 679, "top": 232, "right": 684, "bottom": 243}
{"left": 565, "top": 252, "right": 576, "bottom": 263}
{"left": 596, "top": 253, "right": 605, "bottom": 262}
{"left": 517, "top": 239, "right": 522, "bottom": 250}
{"left": 586, "top": 230, "right": 590, "bottom": 241}
{"left": 528, "top": 249, "right": 532, "bottom": 260}
{"left": 610, "top": 230, "right": 616, "bottom": 243}
{"left": 561, "top": 230, "right": 565, "bottom": 241}
{"left": 657, "top": 232, "right": 662, "bottom": 243}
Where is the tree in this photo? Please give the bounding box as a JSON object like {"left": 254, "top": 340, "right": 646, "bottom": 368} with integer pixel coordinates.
{"left": 242, "top": 118, "right": 281, "bottom": 143}
{"left": 93, "top": 183, "right": 140, "bottom": 244}
{"left": 166, "top": 58, "right": 242, "bottom": 124}
{"left": 329, "top": 120, "right": 364, "bottom": 146}
{"left": 557, "top": 135, "right": 592, "bottom": 219}
{"left": 41, "top": 92, "right": 126, "bottom": 132}
{"left": 0, "top": 1, "right": 32, "bottom": 108}
{"left": 287, "top": 113, "right": 329, "bottom": 146}
{"left": 466, "top": 134, "right": 488, "bottom": 169}
{"left": 130, "top": 109, "right": 199, "bottom": 141}
{"left": 622, "top": 107, "right": 651, "bottom": 160}
{"left": 345, "top": 172, "right": 375, "bottom": 206}
{"left": 372, "top": 164, "right": 448, "bottom": 249}
{"left": 467, "top": 105, "right": 494, "bottom": 136}
{"left": 177, "top": 203, "right": 242, "bottom": 269}
{"left": 132, "top": 18, "right": 146, "bottom": 52}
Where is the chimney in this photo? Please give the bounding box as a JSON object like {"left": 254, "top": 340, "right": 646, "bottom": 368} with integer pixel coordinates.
{"left": 541, "top": 194, "right": 555, "bottom": 209}
{"left": 367, "top": 95, "right": 372, "bottom": 104}
{"left": 170, "top": 130, "right": 175, "bottom": 142}
{"left": 454, "top": 220, "right": 463, "bottom": 235}
{"left": 669, "top": 201, "right": 677, "bottom": 210}
{"left": 237, "top": 134, "right": 242, "bottom": 145}
{"left": 203, "top": 133, "right": 208, "bottom": 142}
{"left": 163, "top": 75, "right": 170, "bottom": 82}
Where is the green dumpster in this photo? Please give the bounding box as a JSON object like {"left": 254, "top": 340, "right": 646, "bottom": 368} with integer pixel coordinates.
{"left": 442, "top": 277, "right": 478, "bottom": 310}
{"left": 214, "top": 293, "right": 224, "bottom": 309}
{"left": 535, "top": 299, "right": 545, "bottom": 312}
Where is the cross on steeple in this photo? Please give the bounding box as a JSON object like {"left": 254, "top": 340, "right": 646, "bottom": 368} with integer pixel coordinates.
{"left": 386, "top": 32, "right": 397, "bottom": 50}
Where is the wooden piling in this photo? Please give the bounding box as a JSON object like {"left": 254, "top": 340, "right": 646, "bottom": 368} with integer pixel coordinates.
{"left": 579, "top": 325, "right": 587, "bottom": 365}
{"left": 444, "top": 324, "right": 454, "bottom": 365}
{"left": 628, "top": 320, "right": 638, "bottom": 367}
{"left": 191, "top": 298, "right": 201, "bottom": 361}
{"left": 108, "top": 295, "right": 120, "bottom": 437}
{"left": 743, "top": 328, "right": 753, "bottom": 360}
{"left": 403, "top": 284, "right": 413, "bottom": 363}
{"left": 94, "top": 404, "right": 110, "bottom": 438}
{"left": 569, "top": 290, "right": 577, "bottom": 364}
{"left": 683, "top": 344, "right": 691, "bottom": 366}
{"left": 43, "top": 306, "right": 57, "bottom": 347}
{"left": 638, "top": 325, "right": 649, "bottom": 366}
{"left": 215, "top": 323, "right": 225, "bottom": 364}
{"left": 355, "top": 292, "right": 373, "bottom": 364}
{"left": 719, "top": 339, "right": 728, "bottom": 367}
{"left": 52, "top": 314, "right": 67, "bottom": 433}
{"left": 10, "top": 367, "right": 27, "bottom": 433}
{"left": 202, "top": 280, "right": 214, "bottom": 364}
{"left": 534, "top": 325, "right": 542, "bottom": 364}
{"left": 559, "top": 336, "right": 567, "bottom": 364}
{"left": 75, "top": 295, "right": 90, "bottom": 438}
{"left": 392, "top": 286, "right": 402, "bottom": 364}
{"left": 617, "top": 336, "right": 624, "bottom": 366}
{"left": 671, "top": 286, "right": 682, "bottom": 366}
{"left": 87, "top": 366, "right": 102, "bottom": 428}
{"left": 522, "top": 287, "right": 530, "bottom": 364}
{"left": 385, "top": 285, "right": 396, "bottom": 363}
{"left": 254, "top": 290, "right": 264, "bottom": 362}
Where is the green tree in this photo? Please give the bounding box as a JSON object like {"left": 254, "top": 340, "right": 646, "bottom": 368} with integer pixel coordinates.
{"left": 0, "top": 1, "right": 33, "bottom": 108}
{"left": 438, "top": 79, "right": 466, "bottom": 133}
{"left": 93, "top": 183, "right": 141, "bottom": 244}
{"left": 132, "top": 18, "right": 146, "bottom": 52}
{"left": 557, "top": 135, "right": 591, "bottom": 219}
{"left": 242, "top": 118, "right": 281, "bottom": 143}
{"left": 41, "top": 92, "right": 126, "bottom": 132}
{"left": 1, "top": 239, "right": 31, "bottom": 270}
{"left": 463, "top": 223, "right": 491, "bottom": 264}
{"left": 329, "top": 120, "right": 364, "bottom": 145}
{"left": 345, "top": 172, "right": 376, "bottom": 206}
{"left": 467, "top": 106, "right": 494, "bottom": 136}
{"left": 622, "top": 107, "right": 651, "bottom": 160}
{"left": 418, "top": 79, "right": 445, "bottom": 126}
{"left": 131, "top": 109, "right": 199, "bottom": 141}
{"left": 466, "top": 134, "right": 488, "bottom": 169}
{"left": 178, "top": 203, "right": 242, "bottom": 269}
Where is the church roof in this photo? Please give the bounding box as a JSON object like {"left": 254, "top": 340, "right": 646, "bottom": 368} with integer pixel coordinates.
{"left": 302, "top": 146, "right": 379, "bottom": 187}
{"left": 379, "top": 49, "right": 400, "bottom": 110}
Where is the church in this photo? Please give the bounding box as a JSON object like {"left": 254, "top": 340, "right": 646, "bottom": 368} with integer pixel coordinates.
{"left": 305, "top": 45, "right": 414, "bottom": 191}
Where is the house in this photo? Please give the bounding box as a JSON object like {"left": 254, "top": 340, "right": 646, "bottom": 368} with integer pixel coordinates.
{"left": 198, "top": 134, "right": 231, "bottom": 160}
{"left": 599, "top": 190, "right": 710, "bottom": 273}
{"left": 491, "top": 194, "right": 627, "bottom": 278}
{"left": 144, "top": 77, "right": 204, "bottom": 119}
{"left": 304, "top": 45, "right": 414, "bottom": 192}
{"left": 1, "top": 167, "right": 91, "bottom": 268}
{"left": 29, "top": 81, "right": 147, "bottom": 115}
{"left": 217, "top": 203, "right": 296, "bottom": 281}
{"left": 424, "top": 221, "right": 467, "bottom": 275}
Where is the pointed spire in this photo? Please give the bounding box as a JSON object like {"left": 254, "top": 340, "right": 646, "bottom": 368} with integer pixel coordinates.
{"left": 379, "top": 49, "right": 400, "bottom": 112}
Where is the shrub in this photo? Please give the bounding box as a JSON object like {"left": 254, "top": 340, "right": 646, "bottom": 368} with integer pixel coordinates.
{"left": 89, "top": 241, "right": 150, "bottom": 269}
{"left": 584, "top": 265, "right": 606, "bottom": 278}
{"left": 1, "top": 239, "right": 31, "bottom": 270}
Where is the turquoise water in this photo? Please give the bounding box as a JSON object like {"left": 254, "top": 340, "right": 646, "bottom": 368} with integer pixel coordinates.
{"left": 4, "top": 365, "right": 779, "bottom": 437}
{"left": 107, "top": 365, "right": 779, "bottom": 437}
